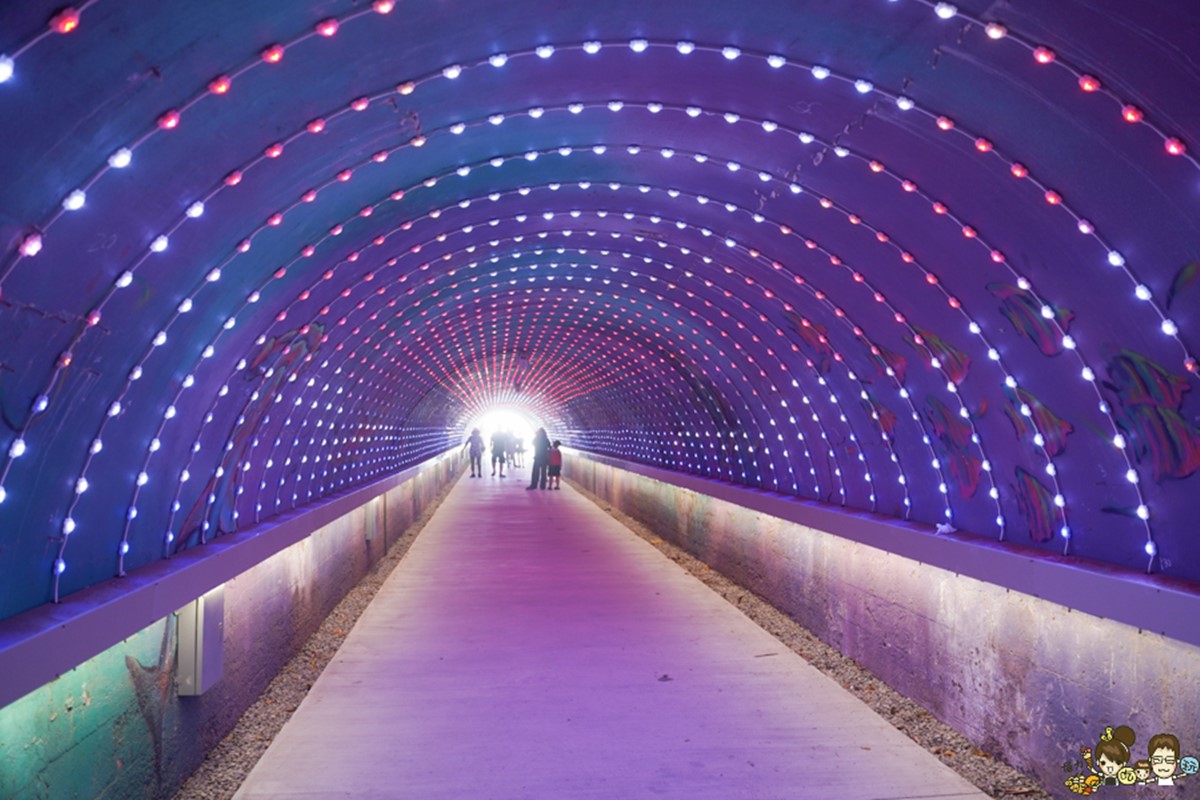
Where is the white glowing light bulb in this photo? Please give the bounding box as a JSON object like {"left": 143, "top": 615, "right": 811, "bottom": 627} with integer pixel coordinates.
{"left": 186, "top": 200, "right": 205, "bottom": 218}
{"left": 442, "top": 64, "right": 462, "bottom": 79}
{"left": 10, "top": 438, "right": 27, "bottom": 458}
{"left": 583, "top": 41, "right": 601, "bottom": 54}
{"left": 535, "top": 45, "right": 554, "bottom": 59}
{"left": 1136, "top": 505, "right": 1150, "bottom": 520}
{"left": 811, "top": 65, "right": 830, "bottom": 80}
{"left": 489, "top": 53, "right": 508, "bottom": 67}
{"left": 934, "top": 2, "right": 957, "bottom": 19}
{"left": 63, "top": 518, "right": 76, "bottom": 535}
{"left": 108, "top": 148, "right": 132, "bottom": 168}
{"left": 896, "top": 96, "right": 915, "bottom": 111}
{"left": 767, "top": 54, "right": 786, "bottom": 68}
{"left": 630, "top": 39, "right": 648, "bottom": 52}
{"left": 63, "top": 189, "right": 86, "bottom": 211}
{"left": 1161, "top": 319, "right": 1178, "bottom": 336}
{"left": 0, "top": 54, "right": 13, "bottom": 83}
{"left": 854, "top": 79, "right": 874, "bottom": 93}
{"left": 722, "top": 46, "right": 740, "bottom": 60}
{"left": 150, "top": 235, "right": 169, "bottom": 253}
{"left": 1107, "top": 250, "right": 1125, "bottom": 267}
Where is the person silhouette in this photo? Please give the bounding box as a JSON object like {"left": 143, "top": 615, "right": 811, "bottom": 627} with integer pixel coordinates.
{"left": 527, "top": 428, "right": 550, "bottom": 490}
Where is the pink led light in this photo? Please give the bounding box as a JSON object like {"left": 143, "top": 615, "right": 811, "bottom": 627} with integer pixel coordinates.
{"left": 224, "top": 170, "right": 243, "bottom": 186}
{"left": 315, "top": 18, "right": 339, "bottom": 37}
{"left": 264, "top": 142, "right": 284, "bottom": 158}
{"left": 307, "top": 118, "right": 326, "bottom": 134}
{"left": 974, "top": 138, "right": 992, "bottom": 152}
{"left": 1044, "top": 190, "right": 1062, "bottom": 205}
{"left": 1122, "top": 105, "right": 1144, "bottom": 123}
{"left": 1032, "top": 47, "right": 1056, "bottom": 64}
{"left": 209, "top": 75, "right": 232, "bottom": 94}
{"left": 19, "top": 232, "right": 43, "bottom": 257}
{"left": 1010, "top": 163, "right": 1028, "bottom": 178}
{"left": 373, "top": 0, "right": 395, "bottom": 12}
{"left": 351, "top": 97, "right": 370, "bottom": 111}
{"left": 1078, "top": 75, "right": 1101, "bottom": 92}
{"left": 50, "top": 7, "right": 80, "bottom": 34}
{"left": 261, "top": 44, "right": 285, "bottom": 63}
{"left": 1165, "top": 137, "right": 1187, "bottom": 156}
{"left": 157, "top": 110, "right": 181, "bottom": 130}
{"left": 935, "top": 116, "right": 955, "bottom": 131}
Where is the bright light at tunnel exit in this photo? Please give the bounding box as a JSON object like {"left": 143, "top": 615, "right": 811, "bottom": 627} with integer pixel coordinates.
{"left": 465, "top": 408, "right": 541, "bottom": 451}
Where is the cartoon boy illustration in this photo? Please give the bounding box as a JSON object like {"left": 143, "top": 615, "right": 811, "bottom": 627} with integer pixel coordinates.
{"left": 1133, "top": 759, "right": 1152, "bottom": 784}
{"left": 1149, "top": 733, "right": 1181, "bottom": 785}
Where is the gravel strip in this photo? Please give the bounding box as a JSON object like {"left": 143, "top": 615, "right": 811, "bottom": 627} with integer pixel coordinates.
{"left": 171, "top": 477, "right": 459, "bottom": 800}
{"left": 569, "top": 478, "right": 1052, "bottom": 800}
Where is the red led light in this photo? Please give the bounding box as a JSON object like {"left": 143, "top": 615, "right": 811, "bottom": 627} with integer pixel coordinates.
{"left": 900, "top": 252, "right": 914, "bottom": 263}
{"left": 925, "top": 274, "right": 938, "bottom": 285}
{"left": 267, "top": 213, "right": 283, "bottom": 226}
{"left": 962, "top": 226, "right": 977, "bottom": 238}
{"left": 302, "top": 189, "right": 318, "bottom": 203}
{"left": 315, "top": 18, "right": 339, "bottom": 36}
{"left": 274, "top": 268, "right": 287, "bottom": 279}
{"left": 947, "top": 297, "right": 961, "bottom": 309}
{"left": 1032, "top": 46, "right": 1056, "bottom": 64}
{"left": 1044, "top": 190, "right": 1062, "bottom": 204}
{"left": 351, "top": 97, "right": 370, "bottom": 111}
{"left": 932, "top": 202, "right": 947, "bottom": 214}
{"left": 337, "top": 169, "right": 353, "bottom": 182}
{"left": 302, "top": 245, "right": 316, "bottom": 257}
{"left": 991, "top": 250, "right": 1006, "bottom": 263}
{"left": 974, "top": 138, "right": 992, "bottom": 152}
{"left": 374, "top": 0, "right": 395, "bottom": 12}
{"left": 307, "top": 118, "right": 326, "bottom": 134}
{"left": 1165, "top": 137, "right": 1187, "bottom": 156}
{"left": 935, "top": 116, "right": 954, "bottom": 131}
{"left": 868, "top": 161, "right": 884, "bottom": 173}
{"left": 208, "top": 75, "right": 232, "bottom": 94}
{"left": 1122, "top": 105, "right": 1143, "bottom": 123}
{"left": 901, "top": 180, "right": 917, "bottom": 192}
{"left": 875, "top": 231, "right": 889, "bottom": 243}
{"left": 265, "top": 142, "right": 284, "bottom": 158}
{"left": 360, "top": 207, "right": 374, "bottom": 217}
{"left": 262, "top": 44, "right": 285, "bottom": 63}
{"left": 373, "top": 151, "right": 389, "bottom": 163}
{"left": 1010, "top": 162, "right": 1028, "bottom": 178}
{"left": 50, "top": 7, "right": 80, "bottom": 34}
{"left": 1078, "top": 75, "right": 1101, "bottom": 92}
{"left": 224, "top": 170, "right": 243, "bottom": 186}
{"left": 391, "top": 190, "right": 405, "bottom": 201}
{"left": 157, "top": 109, "right": 180, "bottom": 130}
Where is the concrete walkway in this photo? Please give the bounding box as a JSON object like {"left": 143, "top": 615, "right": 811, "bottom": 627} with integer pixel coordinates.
{"left": 234, "top": 471, "right": 987, "bottom": 799}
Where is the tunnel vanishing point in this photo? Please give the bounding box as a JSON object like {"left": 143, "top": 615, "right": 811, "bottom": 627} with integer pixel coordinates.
{"left": 0, "top": 1, "right": 1198, "bottom": 797}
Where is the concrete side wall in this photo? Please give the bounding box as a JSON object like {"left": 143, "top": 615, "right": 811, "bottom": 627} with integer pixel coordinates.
{"left": 568, "top": 454, "right": 1200, "bottom": 793}
{"left": 0, "top": 452, "right": 461, "bottom": 800}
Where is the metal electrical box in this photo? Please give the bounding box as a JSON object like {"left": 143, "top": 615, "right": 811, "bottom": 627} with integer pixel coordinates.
{"left": 176, "top": 585, "right": 225, "bottom": 696}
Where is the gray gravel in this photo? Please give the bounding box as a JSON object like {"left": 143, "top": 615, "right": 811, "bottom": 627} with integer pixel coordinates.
{"left": 171, "top": 478, "right": 457, "bottom": 800}
{"left": 176, "top": 475, "right": 1049, "bottom": 799}
{"left": 571, "top": 479, "right": 1052, "bottom": 800}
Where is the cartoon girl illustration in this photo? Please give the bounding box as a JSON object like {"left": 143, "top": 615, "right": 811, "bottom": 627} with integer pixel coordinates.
{"left": 1080, "top": 725, "right": 1135, "bottom": 787}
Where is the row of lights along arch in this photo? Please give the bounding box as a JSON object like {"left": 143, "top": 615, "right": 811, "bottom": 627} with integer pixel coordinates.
{"left": 0, "top": 0, "right": 1194, "bottom": 604}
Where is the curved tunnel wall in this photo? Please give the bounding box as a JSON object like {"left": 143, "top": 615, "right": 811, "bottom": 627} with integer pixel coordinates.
{"left": 1, "top": 1, "right": 1198, "bottom": 624}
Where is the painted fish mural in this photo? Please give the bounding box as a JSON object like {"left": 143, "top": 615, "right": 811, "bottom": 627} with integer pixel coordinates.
{"left": 1103, "top": 348, "right": 1200, "bottom": 481}
{"left": 989, "top": 282, "right": 1074, "bottom": 356}
{"left": 906, "top": 325, "right": 970, "bottom": 385}
{"left": 924, "top": 395, "right": 982, "bottom": 498}
{"left": 1003, "top": 385, "right": 1074, "bottom": 458}
{"left": 1014, "top": 466, "right": 1056, "bottom": 543}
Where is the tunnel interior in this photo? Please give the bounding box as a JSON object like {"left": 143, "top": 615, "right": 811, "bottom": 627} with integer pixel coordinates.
{"left": 1, "top": 0, "right": 1198, "bottom": 628}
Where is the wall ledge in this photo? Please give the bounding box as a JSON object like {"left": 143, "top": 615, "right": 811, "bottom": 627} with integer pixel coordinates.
{"left": 572, "top": 451, "right": 1200, "bottom": 648}
{"left": 0, "top": 448, "right": 458, "bottom": 712}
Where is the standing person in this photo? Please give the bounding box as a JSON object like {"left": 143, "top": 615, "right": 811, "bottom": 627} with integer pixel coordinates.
{"left": 547, "top": 440, "right": 563, "bottom": 489}
{"left": 490, "top": 429, "right": 507, "bottom": 478}
{"left": 513, "top": 436, "right": 526, "bottom": 468}
{"left": 526, "top": 427, "right": 550, "bottom": 490}
{"left": 463, "top": 428, "right": 485, "bottom": 478}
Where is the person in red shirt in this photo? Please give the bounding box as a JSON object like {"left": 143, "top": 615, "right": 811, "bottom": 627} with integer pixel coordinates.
{"left": 548, "top": 440, "right": 563, "bottom": 489}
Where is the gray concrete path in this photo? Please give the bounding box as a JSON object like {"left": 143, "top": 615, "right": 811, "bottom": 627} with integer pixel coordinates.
{"left": 235, "top": 471, "right": 987, "bottom": 799}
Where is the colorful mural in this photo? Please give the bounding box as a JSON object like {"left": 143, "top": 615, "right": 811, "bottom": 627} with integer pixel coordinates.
{"left": 1003, "top": 386, "right": 1074, "bottom": 458}
{"left": 924, "top": 396, "right": 982, "bottom": 498}
{"left": 782, "top": 310, "right": 836, "bottom": 374}
{"left": 906, "top": 326, "right": 970, "bottom": 385}
{"left": 1014, "top": 466, "right": 1056, "bottom": 543}
{"left": 1102, "top": 348, "right": 1200, "bottom": 482}
{"left": 175, "top": 324, "right": 325, "bottom": 551}
{"left": 989, "top": 283, "right": 1074, "bottom": 356}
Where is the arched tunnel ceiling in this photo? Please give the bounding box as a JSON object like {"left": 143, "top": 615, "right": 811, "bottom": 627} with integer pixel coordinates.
{"left": 0, "top": 0, "right": 1198, "bottom": 618}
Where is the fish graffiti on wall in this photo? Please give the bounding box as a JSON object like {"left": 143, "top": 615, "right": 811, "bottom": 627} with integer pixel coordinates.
{"left": 1003, "top": 385, "right": 1074, "bottom": 458}
{"left": 906, "top": 326, "right": 970, "bottom": 385}
{"left": 1103, "top": 348, "right": 1200, "bottom": 481}
{"left": 989, "top": 282, "right": 1074, "bottom": 356}
{"left": 1014, "top": 466, "right": 1057, "bottom": 543}
{"left": 782, "top": 310, "right": 835, "bottom": 374}
{"left": 874, "top": 343, "right": 908, "bottom": 384}
{"left": 924, "top": 395, "right": 982, "bottom": 498}
{"left": 175, "top": 324, "right": 325, "bottom": 552}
